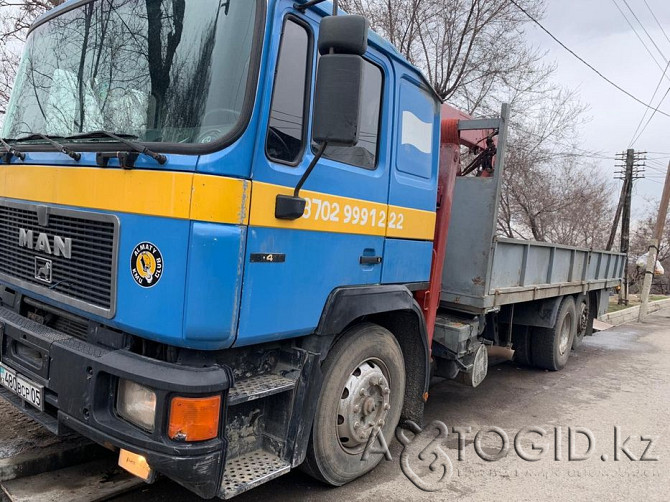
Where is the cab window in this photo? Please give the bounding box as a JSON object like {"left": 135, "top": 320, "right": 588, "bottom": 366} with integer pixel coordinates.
{"left": 266, "top": 19, "right": 312, "bottom": 165}
{"left": 322, "top": 60, "right": 383, "bottom": 170}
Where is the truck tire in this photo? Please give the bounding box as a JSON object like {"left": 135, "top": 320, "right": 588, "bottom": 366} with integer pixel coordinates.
{"left": 572, "top": 294, "right": 591, "bottom": 350}
{"left": 512, "top": 326, "right": 533, "bottom": 366}
{"left": 302, "top": 323, "right": 406, "bottom": 486}
{"left": 531, "top": 297, "right": 576, "bottom": 371}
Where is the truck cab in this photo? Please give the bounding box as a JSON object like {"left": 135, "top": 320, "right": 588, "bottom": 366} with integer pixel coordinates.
{"left": 0, "top": 0, "right": 440, "bottom": 498}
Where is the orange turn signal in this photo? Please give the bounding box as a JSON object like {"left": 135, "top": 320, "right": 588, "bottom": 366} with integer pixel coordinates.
{"left": 168, "top": 395, "right": 221, "bottom": 442}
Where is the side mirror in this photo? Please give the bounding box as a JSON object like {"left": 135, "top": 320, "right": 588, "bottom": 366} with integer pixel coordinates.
{"left": 276, "top": 15, "right": 369, "bottom": 220}
{"left": 312, "top": 54, "right": 364, "bottom": 146}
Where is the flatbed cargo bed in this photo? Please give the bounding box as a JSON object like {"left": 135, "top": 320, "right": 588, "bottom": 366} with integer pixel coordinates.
{"left": 441, "top": 236, "right": 625, "bottom": 313}
{"left": 440, "top": 105, "right": 625, "bottom": 314}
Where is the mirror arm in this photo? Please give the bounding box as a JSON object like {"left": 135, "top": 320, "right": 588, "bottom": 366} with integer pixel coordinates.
{"left": 275, "top": 142, "right": 329, "bottom": 220}
{"left": 295, "top": 0, "right": 338, "bottom": 15}
{"left": 294, "top": 141, "right": 328, "bottom": 197}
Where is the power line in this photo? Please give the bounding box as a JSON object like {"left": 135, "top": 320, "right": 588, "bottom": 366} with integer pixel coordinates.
{"left": 617, "top": 0, "right": 670, "bottom": 147}
{"left": 628, "top": 60, "right": 670, "bottom": 147}
{"left": 510, "top": 0, "right": 670, "bottom": 119}
{"left": 643, "top": 0, "right": 670, "bottom": 46}
{"left": 646, "top": 164, "right": 666, "bottom": 173}
{"left": 631, "top": 85, "right": 670, "bottom": 146}
{"left": 621, "top": 0, "right": 668, "bottom": 62}
{"left": 611, "top": 0, "right": 668, "bottom": 74}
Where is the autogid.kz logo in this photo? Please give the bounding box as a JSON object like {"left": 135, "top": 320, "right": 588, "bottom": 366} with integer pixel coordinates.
{"left": 362, "top": 421, "right": 659, "bottom": 492}
{"left": 396, "top": 421, "right": 453, "bottom": 491}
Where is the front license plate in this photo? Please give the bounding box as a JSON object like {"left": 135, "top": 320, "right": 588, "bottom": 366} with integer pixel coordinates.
{"left": 0, "top": 363, "right": 44, "bottom": 411}
{"left": 118, "top": 449, "right": 154, "bottom": 482}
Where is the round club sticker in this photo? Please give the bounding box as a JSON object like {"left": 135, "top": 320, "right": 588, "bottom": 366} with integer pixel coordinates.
{"left": 131, "top": 242, "right": 164, "bottom": 288}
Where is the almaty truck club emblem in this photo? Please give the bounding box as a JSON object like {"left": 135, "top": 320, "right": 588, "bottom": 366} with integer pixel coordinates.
{"left": 131, "top": 242, "right": 164, "bottom": 288}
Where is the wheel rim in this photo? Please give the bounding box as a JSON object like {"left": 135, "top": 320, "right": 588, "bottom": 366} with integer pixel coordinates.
{"left": 558, "top": 313, "right": 573, "bottom": 355}
{"left": 336, "top": 358, "right": 391, "bottom": 455}
{"left": 577, "top": 301, "right": 588, "bottom": 337}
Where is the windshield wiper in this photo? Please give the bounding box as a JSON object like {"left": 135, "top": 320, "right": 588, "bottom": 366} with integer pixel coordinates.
{"left": 0, "top": 138, "right": 26, "bottom": 163}
{"left": 66, "top": 131, "right": 167, "bottom": 168}
{"left": 14, "top": 134, "right": 81, "bottom": 161}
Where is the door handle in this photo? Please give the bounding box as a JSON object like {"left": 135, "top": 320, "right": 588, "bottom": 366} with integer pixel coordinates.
{"left": 360, "top": 256, "right": 383, "bottom": 265}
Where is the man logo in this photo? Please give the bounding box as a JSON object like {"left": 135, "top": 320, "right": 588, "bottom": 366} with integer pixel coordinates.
{"left": 34, "top": 257, "right": 53, "bottom": 284}
{"left": 18, "top": 229, "right": 72, "bottom": 259}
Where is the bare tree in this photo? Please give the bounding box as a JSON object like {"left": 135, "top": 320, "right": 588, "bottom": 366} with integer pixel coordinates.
{"left": 340, "top": 0, "right": 547, "bottom": 114}
{"left": 0, "top": 0, "right": 64, "bottom": 119}
{"left": 343, "top": 0, "right": 615, "bottom": 248}
{"left": 497, "top": 86, "right": 615, "bottom": 247}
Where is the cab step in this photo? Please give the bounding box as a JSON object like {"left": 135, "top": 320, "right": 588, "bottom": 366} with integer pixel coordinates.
{"left": 228, "top": 374, "right": 295, "bottom": 405}
{"left": 220, "top": 449, "right": 290, "bottom": 499}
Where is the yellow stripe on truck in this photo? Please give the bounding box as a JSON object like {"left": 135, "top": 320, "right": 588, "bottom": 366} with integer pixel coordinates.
{"left": 0, "top": 165, "right": 250, "bottom": 225}
{"left": 250, "top": 181, "right": 436, "bottom": 241}
{"left": 0, "top": 165, "right": 435, "bottom": 239}
{"left": 386, "top": 204, "right": 437, "bottom": 240}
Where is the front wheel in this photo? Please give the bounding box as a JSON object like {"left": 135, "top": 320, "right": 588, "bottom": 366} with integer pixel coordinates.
{"left": 302, "top": 323, "right": 406, "bottom": 486}
{"left": 531, "top": 297, "right": 577, "bottom": 371}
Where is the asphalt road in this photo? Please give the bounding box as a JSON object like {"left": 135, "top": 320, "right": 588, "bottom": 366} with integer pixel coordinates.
{"left": 108, "top": 308, "right": 670, "bottom": 502}
{"left": 3, "top": 308, "right": 665, "bottom": 502}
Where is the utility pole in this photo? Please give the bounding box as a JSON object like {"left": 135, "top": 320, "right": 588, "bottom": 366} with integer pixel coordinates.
{"left": 606, "top": 175, "right": 627, "bottom": 251}
{"left": 639, "top": 161, "right": 670, "bottom": 321}
{"left": 614, "top": 149, "right": 646, "bottom": 305}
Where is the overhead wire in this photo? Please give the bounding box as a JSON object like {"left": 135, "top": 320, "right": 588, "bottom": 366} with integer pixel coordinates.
{"left": 615, "top": 0, "right": 670, "bottom": 147}
{"left": 621, "top": 0, "right": 669, "bottom": 61}
{"left": 631, "top": 86, "right": 670, "bottom": 146}
{"left": 642, "top": 0, "right": 670, "bottom": 45}
{"left": 628, "top": 60, "right": 670, "bottom": 147}
{"left": 611, "top": 0, "right": 668, "bottom": 74}
{"left": 509, "top": 0, "right": 670, "bottom": 118}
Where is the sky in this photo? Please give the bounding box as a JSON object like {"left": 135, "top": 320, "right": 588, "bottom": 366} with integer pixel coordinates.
{"left": 524, "top": 0, "right": 670, "bottom": 219}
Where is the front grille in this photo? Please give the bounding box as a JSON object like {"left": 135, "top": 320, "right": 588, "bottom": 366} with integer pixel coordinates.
{"left": 52, "top": 315, "right": 89, "bottom": 340}
{"left": 0, "top": 200, "right": 118, "bottom": 317}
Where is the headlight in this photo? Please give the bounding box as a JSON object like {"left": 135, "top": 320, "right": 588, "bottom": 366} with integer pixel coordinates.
{"left": 116, "top": 379, "right": 157, "bottom": 432}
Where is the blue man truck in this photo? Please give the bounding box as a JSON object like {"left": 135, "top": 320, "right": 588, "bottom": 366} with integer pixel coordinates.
{"left": 0, "top": 0, "right": 625, "bottom": 498}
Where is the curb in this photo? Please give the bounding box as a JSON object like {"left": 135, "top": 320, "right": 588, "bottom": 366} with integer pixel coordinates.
{"left": 599, "top": 298, "right": 670, "bottom": 326}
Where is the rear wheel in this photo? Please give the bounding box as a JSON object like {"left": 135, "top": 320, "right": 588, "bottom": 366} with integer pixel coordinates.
{"left": 512, "top": 326, "right": 533, "bottom": 366}
{"left": 531, "top": 297, "right": 576, "bottom": 371}
{"left": 302, "top": 323, "right": 405, "bottom": 486}
{"left": 572, "top": 294, "right": 590, "bottom": 349}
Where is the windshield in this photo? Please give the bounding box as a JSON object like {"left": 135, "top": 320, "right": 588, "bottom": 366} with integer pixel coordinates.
{"left": 2, "top": 0, "right": 259, "bottom": 147}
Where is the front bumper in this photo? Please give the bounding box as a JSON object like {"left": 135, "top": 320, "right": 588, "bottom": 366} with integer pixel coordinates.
{"left": 0, "top": 306, "right": 232, "bottom": 499}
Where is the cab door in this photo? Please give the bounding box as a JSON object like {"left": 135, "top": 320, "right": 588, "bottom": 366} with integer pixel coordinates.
{"left": 235, "top": 5, "right": 393, "bottom": 347}
{"left": 382, "top": 71, "right": 440, "bottom": 285}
